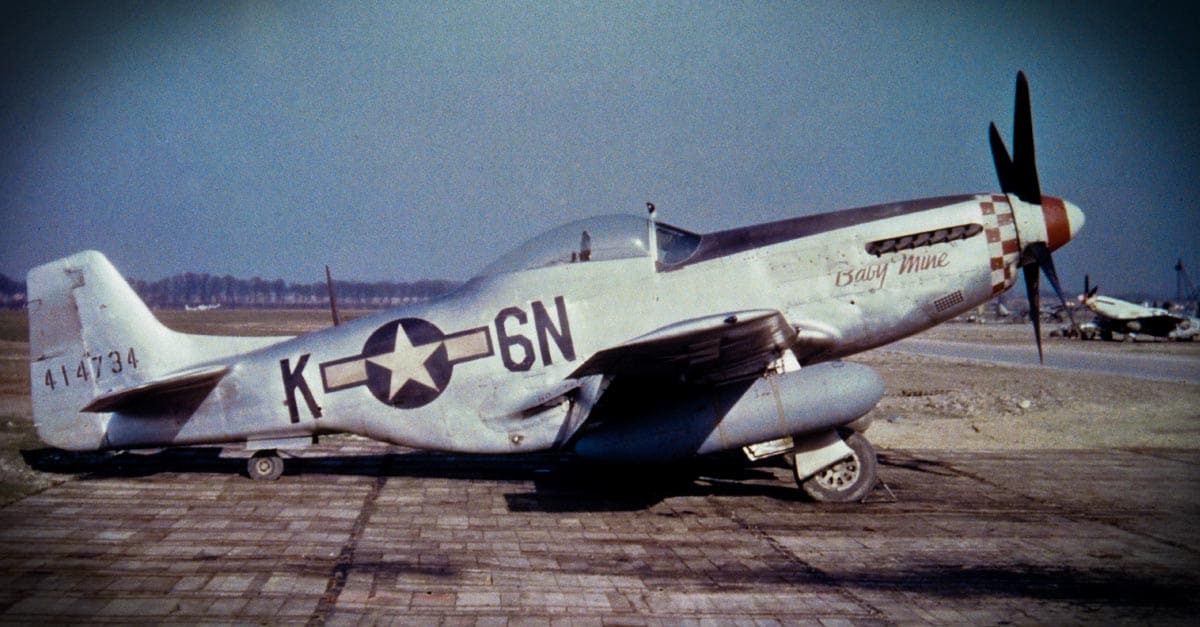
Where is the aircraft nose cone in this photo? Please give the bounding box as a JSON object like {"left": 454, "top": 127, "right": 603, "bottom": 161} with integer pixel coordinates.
{"left": 1064, "top": 199, "right": 1085, "bottom": 241}
{"left": 1041, "top": 195, "right": 1084, "bottom": 251}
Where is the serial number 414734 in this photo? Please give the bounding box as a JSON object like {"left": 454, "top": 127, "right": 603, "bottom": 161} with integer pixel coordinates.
{"left": 44, "top": 348, "right": 139, "bottom": 391}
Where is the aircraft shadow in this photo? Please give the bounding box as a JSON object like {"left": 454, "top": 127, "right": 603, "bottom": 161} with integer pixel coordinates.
{"left": 20, "top": 446, "right": 806, "bottom": 512}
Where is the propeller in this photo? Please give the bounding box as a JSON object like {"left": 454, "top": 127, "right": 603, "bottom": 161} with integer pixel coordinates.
{"left": 1083, "top": 274, "right": 1099, "bottom": 300}
{"left": 989, "top": 71, "right": 1072, "bottom": 363}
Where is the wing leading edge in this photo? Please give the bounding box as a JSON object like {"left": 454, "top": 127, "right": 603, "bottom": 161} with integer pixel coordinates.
{"left": 81, "top": 365, "right": 230, "bottom": 413}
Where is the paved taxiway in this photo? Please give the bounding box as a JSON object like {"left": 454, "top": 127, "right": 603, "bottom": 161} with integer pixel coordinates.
{"left": 892, "top": 337, "right": 1200, "bottom": 384}
{"left": 2, "top": 439, "right": 1198, "bottom": 624}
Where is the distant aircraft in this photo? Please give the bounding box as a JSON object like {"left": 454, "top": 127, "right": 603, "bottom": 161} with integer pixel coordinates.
{"left": 1077, "top": 276, "right": 1199, "bottom": 341}
{"left": 184, "top": 303, "right": 221, "bottom": 311}
{"left": 26, "top": 72, "right": 1084, "bottom": 502}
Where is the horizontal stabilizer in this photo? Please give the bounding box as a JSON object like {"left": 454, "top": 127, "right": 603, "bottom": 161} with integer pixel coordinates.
{"left": 81, "top": 365, "right": 229, "bottom": 413}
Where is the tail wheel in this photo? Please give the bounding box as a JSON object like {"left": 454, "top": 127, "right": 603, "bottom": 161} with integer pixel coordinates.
{"left": 798, "top": 432, "right": 877, "bottom": 503}
{"left": 247, "top": 450, "right": 284, "bottom": 481}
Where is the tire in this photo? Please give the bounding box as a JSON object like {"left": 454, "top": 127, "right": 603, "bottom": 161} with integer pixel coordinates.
{"left": 798, "top": 433, "right": 877, "bottom": 503}
{"left": 247, "top": 450, "right": 284, "bottom": 481}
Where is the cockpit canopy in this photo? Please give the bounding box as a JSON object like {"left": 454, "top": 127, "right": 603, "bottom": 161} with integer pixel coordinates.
{"left": 476, "top": 214, "right": 702, "bottom": 278}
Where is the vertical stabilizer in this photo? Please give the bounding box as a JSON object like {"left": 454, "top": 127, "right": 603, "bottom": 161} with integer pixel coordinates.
{"left": 28, "top": 251, "right": 292, "bottom": 451}
{"left": 27, "top": 251, "right": 188, "bottom": 449}
{"left": 26, "top": 251, "right": 294, "bottom": 451}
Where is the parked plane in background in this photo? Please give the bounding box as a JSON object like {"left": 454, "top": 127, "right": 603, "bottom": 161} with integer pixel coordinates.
{"left": 1077, "top": 276, "right": 1199, "bottom": 341}
{"left": 26, "top": 73, "right": 1084, "bottom": 502}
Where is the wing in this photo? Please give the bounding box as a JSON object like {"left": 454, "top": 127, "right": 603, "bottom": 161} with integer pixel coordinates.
{"left": 569, "top": 309, "right": 800, "bottom": 384}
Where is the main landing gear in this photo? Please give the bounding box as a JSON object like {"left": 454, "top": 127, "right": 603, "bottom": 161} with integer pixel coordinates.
{"left": 796, "top": 432, "right": 878, "bottom": 503}
{"left": 247, "top": 449, "right": 284, "bottom": 481}
{"left": 775, "top": 431, "right": 879, "bottom": 503}
{"left": 750, "top": 430, "right": 880, "bottom": 503}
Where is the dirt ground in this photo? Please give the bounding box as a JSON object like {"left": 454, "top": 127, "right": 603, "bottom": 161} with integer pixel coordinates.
{"left": 857, "top": 323, "right": 1200, "bottom": 450}
{"left": 1, "top": 310, "right": 1197, "bottom": 504}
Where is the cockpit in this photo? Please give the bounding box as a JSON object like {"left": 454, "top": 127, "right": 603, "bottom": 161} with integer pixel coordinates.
{"left": 476, "top": 215, "right": 702, "bottom": 278}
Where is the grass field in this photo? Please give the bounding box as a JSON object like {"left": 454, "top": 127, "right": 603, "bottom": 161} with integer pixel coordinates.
{"left": 154, "top": 308, "right": 372, "bottom": 336}
{"left": 1, "top": 311, "right": 36, "bottom": 503}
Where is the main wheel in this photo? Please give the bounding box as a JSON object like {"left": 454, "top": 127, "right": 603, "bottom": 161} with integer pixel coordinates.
{"left": 798, "top": 433, "right": 877, "bottom": 503}
{"left": 247, "top": 450, "right": 284, "bottom": 481}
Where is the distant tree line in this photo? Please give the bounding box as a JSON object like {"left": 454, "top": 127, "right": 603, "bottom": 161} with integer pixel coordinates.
{"left": 0, "top": 274, "right": 24, "bottom": 309}
{"left": 0, "top": 272, "right": 459, "bottom": 310}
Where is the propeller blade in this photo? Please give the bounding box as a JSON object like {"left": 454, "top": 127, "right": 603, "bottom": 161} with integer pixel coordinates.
{"left": 1012, "top": 71, "right": 1042, "bottom": 204}
{"left": 1029, "top": 242, "right": 1076, "bottom": 328}
{"left": 989, "top": 122, "right": 1015, "bottom": 195}
{"left": 1023, "top": 262, "right": 1044, "bottom": 363}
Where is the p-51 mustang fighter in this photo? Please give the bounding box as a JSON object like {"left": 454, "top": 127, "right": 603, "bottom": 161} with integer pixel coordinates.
{"left": 27, "top": 73, "right": 1083, "bottom": 502}
{"left": 1077, "top": 276, "right": 1199, "bottom": 341}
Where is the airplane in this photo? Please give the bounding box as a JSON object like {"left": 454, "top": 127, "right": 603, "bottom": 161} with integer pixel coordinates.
{"left": 26, "top": 72, "right": 1084, "bottom": 502}
{"left": 1077, "top": 276, "right": 1199, "bottom": 341}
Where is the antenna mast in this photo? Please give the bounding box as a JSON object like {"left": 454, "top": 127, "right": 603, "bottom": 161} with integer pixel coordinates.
{"left": 325, "top": 265, "right": 341, "bottom": 326}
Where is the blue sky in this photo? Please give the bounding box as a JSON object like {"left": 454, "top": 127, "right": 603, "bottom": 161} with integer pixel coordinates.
{"left": 2, "top": 1, "right": 1198, "bottom": 298}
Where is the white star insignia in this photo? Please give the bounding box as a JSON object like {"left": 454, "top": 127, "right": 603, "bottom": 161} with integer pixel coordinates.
{"left": 367, "top": 327, "right": 442, "bottom": 399}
